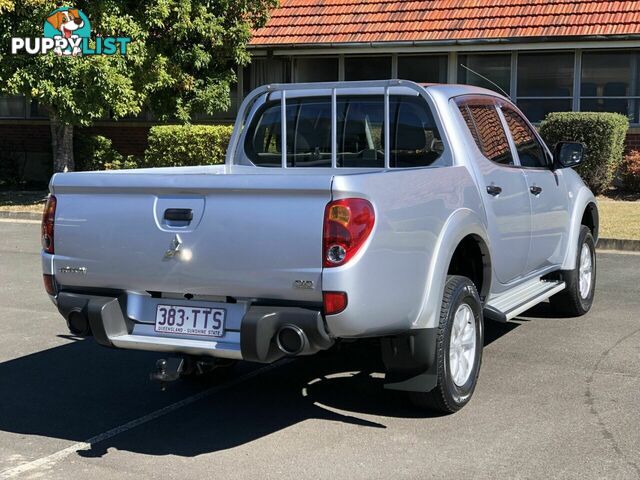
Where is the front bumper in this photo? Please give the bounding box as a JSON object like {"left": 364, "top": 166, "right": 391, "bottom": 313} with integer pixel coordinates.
{"left": 56, "top": 291, "right": 334, "bottom": 363}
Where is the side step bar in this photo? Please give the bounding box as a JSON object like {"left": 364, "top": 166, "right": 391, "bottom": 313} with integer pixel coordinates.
{"left": 483, "top": 280, "right": 565, "bottom": 322}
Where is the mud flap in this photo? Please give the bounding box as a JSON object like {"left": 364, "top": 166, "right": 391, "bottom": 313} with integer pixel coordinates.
{"left": 381, "top": 328, "right": 438, "bottom": 393}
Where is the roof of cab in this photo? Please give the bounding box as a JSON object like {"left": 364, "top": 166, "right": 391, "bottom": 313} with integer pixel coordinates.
{"left": 423, "top": 83, "right": 510, "bottom": 102}
{"left": 258, "top": 80, "right": 509, "bottom": 102}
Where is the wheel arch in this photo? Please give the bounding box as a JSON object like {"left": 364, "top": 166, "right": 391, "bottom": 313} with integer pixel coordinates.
{"left": 581, "top": 201, "right": 599, "bottom": 244}
{"left": 562, "top": 188, "right": 599, "bottom": 270}
{"left": 415, "top": 208, "right": 492, "bottom": 330}
{"left": 446, "top": 233, "right": 492, "bottom": 301}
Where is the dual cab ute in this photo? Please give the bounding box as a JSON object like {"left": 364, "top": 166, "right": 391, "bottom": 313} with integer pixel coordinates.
{"left": 41, "top": 81, "right": 598, "bottom": 412}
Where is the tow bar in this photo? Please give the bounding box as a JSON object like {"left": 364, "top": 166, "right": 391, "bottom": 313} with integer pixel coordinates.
{"left": 150, "top": 356, "right": 228, "bottom": 390}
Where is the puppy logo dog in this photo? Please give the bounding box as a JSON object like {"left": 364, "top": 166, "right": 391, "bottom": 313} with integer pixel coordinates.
{"left": 45, "top": 8, "right": 87, "bottom": 56}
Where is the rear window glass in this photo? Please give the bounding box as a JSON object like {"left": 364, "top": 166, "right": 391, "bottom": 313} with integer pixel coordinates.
{"left": 244, "top": 95, "right": 444, "bottom": 168}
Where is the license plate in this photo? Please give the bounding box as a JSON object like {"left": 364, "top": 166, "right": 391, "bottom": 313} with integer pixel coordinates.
{"left": 154, "top": 304, "right": 225, "bottom": 337}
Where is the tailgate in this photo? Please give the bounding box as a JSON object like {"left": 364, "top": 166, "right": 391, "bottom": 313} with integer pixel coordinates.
{"left": 51, "top": 170, "right": 332, "bottom": 302}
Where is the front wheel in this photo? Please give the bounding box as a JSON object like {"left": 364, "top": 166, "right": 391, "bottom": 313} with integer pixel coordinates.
{"left": 410, "top": 275, "right": 484, "bottom": 413}
{"left": 549, "top": 226, "right": 596, "bottom": 316}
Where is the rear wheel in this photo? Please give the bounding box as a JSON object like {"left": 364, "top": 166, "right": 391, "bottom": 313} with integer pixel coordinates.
{"left": 410, "top": 275, "right": 483, "bottom": 413}
{"left": 549, "top": 226, "right": 596, "bottom": 316}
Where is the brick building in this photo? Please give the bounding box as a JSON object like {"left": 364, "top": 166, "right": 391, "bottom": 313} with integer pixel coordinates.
{"left": 3, "top": 0, "right": 640, "bottom": 181}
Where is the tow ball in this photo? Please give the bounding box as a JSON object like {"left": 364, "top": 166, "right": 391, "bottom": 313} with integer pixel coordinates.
{"left": 150, "top": 357, "right": 185, "bottom": 390}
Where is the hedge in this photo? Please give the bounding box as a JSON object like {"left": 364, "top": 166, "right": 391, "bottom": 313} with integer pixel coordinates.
{"left": 74, "top": 134, "right": 139, "bottom": 171}
{"left": 144, "top": 125, "right": 233, "bottom": 167}
{"left": 621, "top": 150, "right": 640, "bottom": 192}
{"left": 539, "top": 112, "right": 628, "bottom": 194}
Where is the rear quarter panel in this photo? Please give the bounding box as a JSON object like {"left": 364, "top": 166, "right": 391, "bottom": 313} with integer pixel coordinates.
{"left": 323, "top": 165, "right": 486, "bottom": 337}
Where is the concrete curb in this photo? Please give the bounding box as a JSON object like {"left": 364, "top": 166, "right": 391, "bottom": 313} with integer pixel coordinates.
{"left": 0, "top": 209, "right": 639, "bottom": 252}
{"left": 597, "top": 238, "right": 640, "bottom": 252}
{"left": 0, "top": 210, "right": 41, "bottom": 221}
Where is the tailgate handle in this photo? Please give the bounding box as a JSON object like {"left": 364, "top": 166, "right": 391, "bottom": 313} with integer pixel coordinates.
{"left": 164, "top": 208, "right": 193, "bottom": 222}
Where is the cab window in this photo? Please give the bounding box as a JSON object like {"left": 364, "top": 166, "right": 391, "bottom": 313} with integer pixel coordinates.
{"left": 244, "top": 95, "right": 445, "bottom": 168}
{"left": 502, "top": 107, "right": 549, "bottom": 168}
{"left": 459, "top": 103, "right": 514, "bottom": 166}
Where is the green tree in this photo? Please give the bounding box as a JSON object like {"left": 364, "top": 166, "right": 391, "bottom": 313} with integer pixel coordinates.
{"left": 0, "top": 0, "right": 276, "bottom": 172}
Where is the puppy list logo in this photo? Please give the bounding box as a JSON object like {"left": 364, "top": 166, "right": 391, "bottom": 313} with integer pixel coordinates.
{"left": 11, "top": 7, "right": 131, "bottom": 56}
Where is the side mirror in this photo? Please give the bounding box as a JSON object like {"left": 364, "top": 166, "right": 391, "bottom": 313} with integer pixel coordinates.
{"left": 554, "top": 141, "right": 585, "bottom": 169}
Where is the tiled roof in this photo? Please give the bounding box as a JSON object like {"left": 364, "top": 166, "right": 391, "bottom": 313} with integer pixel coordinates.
{"left": 250, "top": 0, "right": 640, "bottom": 46}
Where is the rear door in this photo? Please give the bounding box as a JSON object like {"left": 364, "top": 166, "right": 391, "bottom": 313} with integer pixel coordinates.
{"left": 457, "top": 98, "right": 532, "bottom": 284}
{"left": 499, "top": 104, "right": 569, "bottom": 271}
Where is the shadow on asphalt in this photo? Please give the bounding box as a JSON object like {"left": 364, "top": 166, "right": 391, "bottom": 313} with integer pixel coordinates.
{"left": 0, "top": 320, "right": 520, "bottom": 458}
{"left": 515, "top": 300, "right": 576, "bottom": 320}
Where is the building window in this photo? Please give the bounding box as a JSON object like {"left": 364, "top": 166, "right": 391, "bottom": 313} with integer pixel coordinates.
{"left": 294, "top": 57, "right": 339, "bottom": 82}
{"left": 458, "top": 54, "right": 511, "bottom": 95}
{"left": 0, "top": 96, "right": 27, "bottom": 118}
{"left": 344, "top": 56, "right": 392, "bottom": 81}
{"left": 517, "top": 52, "right": 574, "bottom": 122}
{"left": 29, "top": 100, "right": 49, "bottom": 119}
{"left": 245, "top": 57, "right": 292, "bottom": 92}
{"left": 581, "top": 51, "right": 639, "bottom": 123}
{"left": 397, "top": 55, "right": 447, "bottom": 83}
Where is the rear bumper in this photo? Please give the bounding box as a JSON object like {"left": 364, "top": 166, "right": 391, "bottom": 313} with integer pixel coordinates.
{"left": 56, "top": 291, "right": 334, "bottom": 363}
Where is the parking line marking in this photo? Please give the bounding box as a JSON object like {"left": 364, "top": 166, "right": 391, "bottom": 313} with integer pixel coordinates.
{"left": 0, "top": 360, "right": 288, "bottom": 479}
{"left": 0, "top": 219, "right": 40, "bottom": 225}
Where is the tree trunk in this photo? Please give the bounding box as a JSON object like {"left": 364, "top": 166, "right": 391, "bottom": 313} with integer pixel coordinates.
{"left": 50, "top": 114, "right": 74, "bottom": 172}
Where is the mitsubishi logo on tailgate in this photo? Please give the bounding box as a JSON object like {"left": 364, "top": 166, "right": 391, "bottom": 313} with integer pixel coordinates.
{"left": 164, "top": 234, "right": 192, "bottom": 262}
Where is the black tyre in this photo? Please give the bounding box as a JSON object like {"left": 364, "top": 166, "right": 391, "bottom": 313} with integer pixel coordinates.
{"left": 410, "top": 275, "right": 484, "bottom": 413}
{"left": 549, "top": 226, "right": 596, "bottom": 316}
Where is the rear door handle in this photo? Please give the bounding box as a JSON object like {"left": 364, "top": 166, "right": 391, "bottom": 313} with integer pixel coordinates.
{"left": 530, "top": 185, "right": 543, "bottom": 195}
{"left": 164, "top": 208, "right": 193, "bottom": 222}
{"left": 486, "top": 185, "right": 502, "bottom": 196}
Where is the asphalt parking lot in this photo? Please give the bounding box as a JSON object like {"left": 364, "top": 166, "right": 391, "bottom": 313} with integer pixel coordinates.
{"left": 0, "top": 220, "right": 638, "bottom": 479}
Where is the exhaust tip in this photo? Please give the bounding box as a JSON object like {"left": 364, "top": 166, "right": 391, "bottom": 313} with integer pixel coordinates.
{"left": 67, "top": 309, "right": 90, "bottom": 336}
{"left": 276, "top": 325, "right": 307, "bottom": 356}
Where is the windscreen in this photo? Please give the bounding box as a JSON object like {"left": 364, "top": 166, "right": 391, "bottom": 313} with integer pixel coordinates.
{"left": 244, "top": 95, "right": 444, "bottom": 168}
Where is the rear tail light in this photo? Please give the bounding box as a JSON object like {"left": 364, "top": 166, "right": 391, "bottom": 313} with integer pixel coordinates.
{"left": 41, "top": 195, "right": 56, "bottom": 254}
{"left": 43, "top": 274, "right": 57, "bottom": 295}
{"left": 323, "top": 291, "right": 347, "bottom": 315}
{"left": 323, "top": 198, "right": 374, "bottom": 267}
